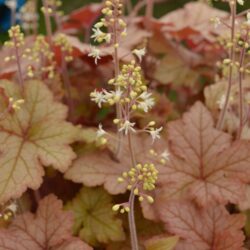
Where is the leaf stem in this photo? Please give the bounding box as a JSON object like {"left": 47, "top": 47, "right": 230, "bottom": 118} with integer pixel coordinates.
{"left": 216, "top": 1, "right": 236, "bottom": 130}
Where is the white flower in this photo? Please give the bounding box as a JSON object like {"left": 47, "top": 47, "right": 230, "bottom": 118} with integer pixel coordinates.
{"left": 237, "top": 0, "right": 244, "bottom": 5}
{"left": 88, "top": 46, "right": 101, "bottom": 64}
{"left": 105, "top": 33, "right": 111, "bottom": 43}
{"left": 91, "top": 27, "right": 111, "bottom": 44}
{"left": 96, "top": 124, "right": 106, "bottom": 138}
{"left": 161, "top": 150, "right": 170, "bottom": 161}
{"left": 211, "top": 17, "right": 221, "bottom": 29}
{"left": 113, "top": 88, "right": 123, "bottom": 101}
{"left": 90, "top": 89, "right": 106, "bottom": 107}
{"left": 5, "top": 0, "right": 17, "bottom": 9}
{"left": 247, "top": 12, "right": 250, "bottom": 25}
{"left": 133, "top": 48, "right": 146, "bottom": 62}
{"left": 119, "top": 120, "right": 136, "bottom": 135}
{"left": 91, "top": 27, "right": 105, "bottom": 42}
{"left": 137, "top": 92, "right": 155, "bottom": 112}
{"left": 217, "top": 94, "right": 226, "bottom": 110}
{"left": 103, "top": 89, "right": 123, "bottom": 102}
{"left": 7, "top": 202, "right": 17, "bottom": 213}
{"left": 149, "top": 127, "right": 163, "bottom": 142}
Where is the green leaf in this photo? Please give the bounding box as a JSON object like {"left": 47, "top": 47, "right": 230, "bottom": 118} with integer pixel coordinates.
{"left": 66, "top": 187, "right": 125, "bottom": 246}
{"left": 0, "top": 80, "right": 79, "bottom": 202}
{"left": 145, "top": 236, "right": 179, "bottom": 250}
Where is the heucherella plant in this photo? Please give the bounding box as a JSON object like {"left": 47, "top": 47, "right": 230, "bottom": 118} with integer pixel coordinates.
{"left": 3, "top": 0, "right": 250, "bottom": 249}
{"left": 89, "top": 1, "right": 161, "bottom": 249}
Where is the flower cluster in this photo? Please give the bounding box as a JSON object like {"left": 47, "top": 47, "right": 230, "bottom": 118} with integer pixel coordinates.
{"left": 91, "top": 0, "right": 126, "bottom": 45}
{"left": 4, "top": 25, "right": 24, "bottom": 50}
{"left": 25, "top": 35, "right": 56, "bottom": 79}
{"left": 90, "top": 61, "right": 162, "bottom": 142}
{"left": 144, "top": 121, "right": 163, "bottom": 143}
{"left": 54, "top": 33, "right": 73, "bottom": 62}
{"left": 9, "top": 97, "right": 25, "bottom": 111}
{"left": 112, "top": 163, "right": 158, "bottom": 213}
{"left": 149, "top": 148, "right": 171, "bottom": 165}
{"left": 91, "top": 60, "right": 162, "bottom": 141}
{"left": 91, "top": 61, "right": 154, "bottom": 112}
{"left": 41, "top": 0, "right": 63, "bottom": 16}
{"left": 215, "top": 12, "right": 250, "bottom": 77}
{"left": 0, "top": 200, "right": 17, "bottom": 221}
{"left": 89, "top": 0, "right": 127, "bottom": 63}
{"left": 4, "top": 25, "right": 25, "bottom": 73}
{"left": 121, "top": 163, "right": 158, "bottom": 192}
{"left": 237, "top": 0, "right": 244, "bottom": 5}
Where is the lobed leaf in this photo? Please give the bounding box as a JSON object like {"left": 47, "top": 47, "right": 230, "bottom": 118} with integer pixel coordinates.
{"left": 0, "top": 80, "right": 79, "bottom": 202}
{"left": 0, "top": 194, "right": 92, "bottom": 250}
{"left": 159, "top": 101, "right": 250, "bottom": 206}
{"left": 159, "top": 201, "right": 245, "bottom": 250}
{"left": 66, "top": 187, "right": 125, "bottom": 246}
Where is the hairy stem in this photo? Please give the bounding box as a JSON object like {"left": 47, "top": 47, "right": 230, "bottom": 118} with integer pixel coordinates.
{"left": 127, "top": 132, "right": 139, "bottom": 250}
{"left": 13, "top": 38, "right": 24, "bottom": 91}
{"left": 113, "top": 5, "right": 123, "bottom": 158}
{"left": 216, "top": 1, "right": 236, "bottom": 130}
{"left": 128, "top": 189, "right": 139, "bottom": 250}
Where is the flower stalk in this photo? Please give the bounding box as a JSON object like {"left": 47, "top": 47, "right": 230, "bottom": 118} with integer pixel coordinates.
{"left": 237, "top": 28, "right": 249, "bottom": 138}
{"left": 42, "top": 0, "right": 53, "bottom": 46}
{"left": 90, "top": 2, "right": 161, "bottom": 250}
{"left": 4, "top": 26, "right": 25, "bottom": 91}
{"left": 216, "top": 0, "right": 237, "bottom": 130}
{"left": 54, "top": 33, "right": 74, "bottom": 119}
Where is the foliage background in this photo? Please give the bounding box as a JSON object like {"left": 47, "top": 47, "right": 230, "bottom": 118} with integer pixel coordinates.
{"left": 1, "top": 0, "right": 250, "bottom": 43}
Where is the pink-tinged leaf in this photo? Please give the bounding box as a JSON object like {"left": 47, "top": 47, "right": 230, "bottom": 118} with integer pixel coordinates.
{"left": 160, "top": 2, "right": 228, "bottom": 42}
{"left": 159, "top": 201, "right": 245, "bottom": 250}
{"left": 65, "top": 135, "right": 167, "bottom": 195}
{"left": 62, "top": 4, "right": 103, "bottom": 32}
{"left": 159, "top": 102, "right": 250, "bottom": 206}
{"left": 0, "top": 195, "right": 92, "bottom": 250}
{"left": 65, "top": 150, "right": 129, "bottom": 194}
{"left": 239, "top": 185, "right": 250, "bottom": 211}
{"left": 55, "top": 238, "right": 92, "bottom": 250}
{"left": 0, "top": 80, "right": 79, "bottom": 202}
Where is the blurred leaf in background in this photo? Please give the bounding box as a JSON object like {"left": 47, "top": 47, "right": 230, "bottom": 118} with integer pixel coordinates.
{"left": 1, "top": 0, "right": 250, "bottom": 43}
